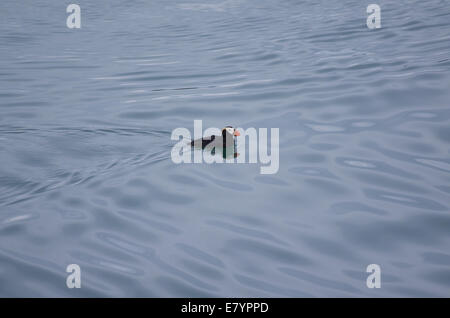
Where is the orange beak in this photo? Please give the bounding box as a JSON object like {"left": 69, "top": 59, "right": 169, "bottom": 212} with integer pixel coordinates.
{"left": 234, "top": 130, "right": 240, "bottom": 136}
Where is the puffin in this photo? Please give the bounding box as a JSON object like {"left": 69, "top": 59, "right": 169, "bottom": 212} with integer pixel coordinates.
{"left": 191, "top": 126, "right": 240, "bottom": 158}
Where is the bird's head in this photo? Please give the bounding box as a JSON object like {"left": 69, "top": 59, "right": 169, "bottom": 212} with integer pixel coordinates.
{"left": 222, "top": 126, "right": 240, "bottom": 137}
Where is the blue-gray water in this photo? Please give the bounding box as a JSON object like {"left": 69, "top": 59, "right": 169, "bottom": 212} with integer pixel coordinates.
{"left": 1, "top": 0, "right": 450, "bottom": 297}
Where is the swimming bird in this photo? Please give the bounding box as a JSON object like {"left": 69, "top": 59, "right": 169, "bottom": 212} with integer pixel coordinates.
{"left": 191, "top": 126, "right": 240, "bottom": 159}
{"left": 190, "top": 126, "right": 240, "bottom": 149}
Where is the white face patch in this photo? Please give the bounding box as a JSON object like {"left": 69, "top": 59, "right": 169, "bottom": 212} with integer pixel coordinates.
{"left": 225, "top": 127, "right": 234, "bottom": 135}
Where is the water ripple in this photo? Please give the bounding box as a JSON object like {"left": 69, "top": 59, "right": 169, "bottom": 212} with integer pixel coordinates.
{"left": 1, "top": 0, "right": 450, "bottom": 297}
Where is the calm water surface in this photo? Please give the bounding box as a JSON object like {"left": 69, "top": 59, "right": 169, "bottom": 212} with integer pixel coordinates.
{"left": 1, "top": 0, "right": 450, "bottom": 297}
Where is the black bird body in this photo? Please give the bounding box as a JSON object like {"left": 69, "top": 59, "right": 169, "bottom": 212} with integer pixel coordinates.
{"left": 191, "top": 134, "right": 217, "bottom": 148}
{"left": 190, "top": 126, "right": 240, "bottom": 149}
{"left": 190, "top": 126, "right": 240, "bottom": 159}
